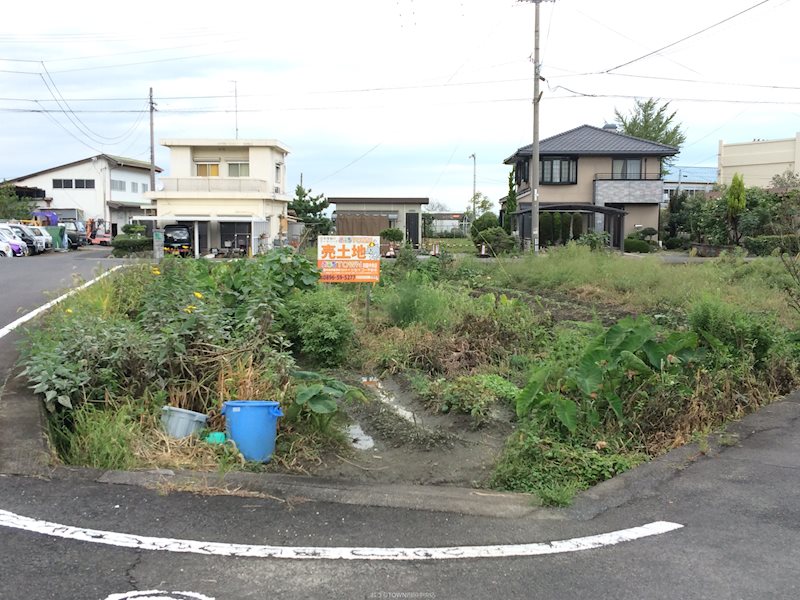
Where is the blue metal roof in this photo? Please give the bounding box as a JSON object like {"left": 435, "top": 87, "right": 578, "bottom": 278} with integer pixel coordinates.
{"left": 663, "top": 166, "right": 717, "bottom": 184}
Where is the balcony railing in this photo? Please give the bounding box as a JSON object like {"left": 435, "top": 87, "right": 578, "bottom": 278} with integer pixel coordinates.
{"left": 160, "top": 178, "right": 278, "bottom": 194}
{"left": 594, "top": 173, "right": 662, "bottom": 181}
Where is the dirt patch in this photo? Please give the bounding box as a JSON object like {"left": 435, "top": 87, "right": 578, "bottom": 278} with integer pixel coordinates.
{"left": 309, "top": 375, "right": 515, "bottom": 487}
{"left": 476, "top": 286, "right": 634, "bottom": 326}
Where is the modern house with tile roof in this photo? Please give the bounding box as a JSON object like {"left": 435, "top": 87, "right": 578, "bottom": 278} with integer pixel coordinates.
{"left": 6, "top": 154, "right": 162, "bottom": 235}
{"left": 503, "top": 124, "right": 678, "bottom": 248}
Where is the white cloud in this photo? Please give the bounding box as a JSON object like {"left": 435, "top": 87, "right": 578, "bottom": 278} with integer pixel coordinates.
{"left": 3, "top": 0, "right": 800, "bottom": 209}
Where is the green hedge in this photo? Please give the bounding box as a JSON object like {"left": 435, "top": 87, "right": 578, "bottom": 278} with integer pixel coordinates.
{"left": 624, "top": 238, "right": 652, "bottom": 253}
{"left": 663, "top": 237, "right": 689, "bottom": 250}
{"left": 475, "top": 226, "right": 515, "bottom": 255}
{"left": 742, "top": 235, "right": 800, "bottom": 256}
{"left": 111, "top": 236, "right": 152, "bottom": 256}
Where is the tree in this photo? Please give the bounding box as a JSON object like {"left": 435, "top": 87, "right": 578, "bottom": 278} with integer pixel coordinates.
{"left": 289, "top": 184, "right": 331, "bottom": 238}
{"left": 470, "top": 212, "right": 499, "bottom": 243}
{"left": 503, "top": 168, "right": 517, "bottom": 235}
{"left": 465, "top": 192, "right": 493, "bottom": 222}
{"left": 614, "top": 98, "right": 686, "bottom": 169}
{"left": 0, "top": 185, "right": 35, "bottom": 220}
{"left": 727, "top": 173, "right": 746, "bottom": 245}
{"left": 770, "top": 169, "right": 800, "bottom": 189}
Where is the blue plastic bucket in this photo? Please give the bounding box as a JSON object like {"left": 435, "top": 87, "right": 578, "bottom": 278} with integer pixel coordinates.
{"left": 221, "top": 401, "right": 283, "bottom": 462}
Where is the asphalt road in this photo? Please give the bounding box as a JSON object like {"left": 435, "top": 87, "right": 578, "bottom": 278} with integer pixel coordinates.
{"left": 1, "top": 250, "right": 799, "bottom": 599}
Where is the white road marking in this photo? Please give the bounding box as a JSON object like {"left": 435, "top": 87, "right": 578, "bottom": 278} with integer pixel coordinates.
{"left": 103, "top": 592, "right": 214, "bottom": 600}
{"left": 0, "top": 265, "right": 124, "bottom": 340}
{"left": 0, "top": 509, "right": 682, "bottom": 561}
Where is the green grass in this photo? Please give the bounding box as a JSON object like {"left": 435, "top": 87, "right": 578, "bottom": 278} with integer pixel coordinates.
{"left": 425, "top": 237, "right": 475, "bottom": 253}
{"left": 482, "top": 244, "right": 797, "bottom": 327}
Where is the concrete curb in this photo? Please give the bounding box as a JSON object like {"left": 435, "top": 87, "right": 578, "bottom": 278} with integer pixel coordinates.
{"left": 0, "top": 365, "right": 51, "bottom": 478}
{"left": 7, "top": 387, "right": 798, "bottom": 520}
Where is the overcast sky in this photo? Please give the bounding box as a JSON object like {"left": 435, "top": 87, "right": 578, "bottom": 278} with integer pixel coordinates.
{"left": 2, "top": 0, "right": 798, "bottom": 210}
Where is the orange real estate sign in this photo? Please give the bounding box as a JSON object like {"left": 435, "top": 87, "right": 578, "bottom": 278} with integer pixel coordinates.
{"left": 317, "top": 235, "right": 381, "bottom": 283}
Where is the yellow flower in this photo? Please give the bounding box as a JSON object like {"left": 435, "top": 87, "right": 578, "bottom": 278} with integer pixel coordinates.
{"left": 151, "top": 268, "right": 161, "bottom": 276}
{"left": 193, "top": 291, "right": 203, "bottom": 299}
{"left": 183, "top": 305, "right": 197, "bottom": 314}
{"left": 65, "top": 308, "right": 73, "bottom": 314}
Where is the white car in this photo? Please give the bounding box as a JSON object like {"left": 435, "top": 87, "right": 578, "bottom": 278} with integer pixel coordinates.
{"left": 0, "top": 225, "right": 28, "bottom": 256}
{"left": 0, "top": 240, "right": 11, "bottom": 257}
{"left": 28, "top": 225, "right": 52, "bottom": 251}
{"left": 8, "top": 223, "right": 44, "bottom": 254}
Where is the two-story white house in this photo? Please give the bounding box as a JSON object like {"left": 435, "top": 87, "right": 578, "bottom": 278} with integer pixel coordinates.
{"left": 144, "top": 139, "right": 291, "bottom": 256}
{"left": 6, "top": 154, "right": 160, "bottom": 235}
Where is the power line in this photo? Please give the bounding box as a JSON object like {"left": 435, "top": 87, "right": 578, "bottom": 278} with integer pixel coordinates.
{"left": 311, "top": 144, "right": 382, "bottom": 186}
{"left": 602, "top": 0, "right": 774, "bottom": 73}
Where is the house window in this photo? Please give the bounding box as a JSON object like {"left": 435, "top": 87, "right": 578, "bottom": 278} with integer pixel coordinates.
{"left": 74, "top": 179, "right": 95, "bottom": 189}
{"left": 540, "top": 158, "right": 577, "bottom": 184}
{"left": 515, "top": 161, "right": 529, "bottom": 185}
{"left": 52, "top": 179, "right": 73, "bottom": 188}
{"left": 196, "top": 163, "right": 219, "bottom": 177}
{"left": 228, "top": 162, "right": 250, "bottom": 177}
{"left": 142, "top": 183, "right": 148, "bottom": 193}
{"left": 612, "top": 159, "right": 642, "bottom": 180}
{"left": 110, "top": 179, "right": 126, "bottom": 191}
{"left": 275, "top": 163, "right": 282, "bottom": 184}
{"left": 131, "top": 182, "right": 139, "bottom": 193}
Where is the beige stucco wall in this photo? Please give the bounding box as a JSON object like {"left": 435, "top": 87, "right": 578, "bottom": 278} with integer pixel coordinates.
{"left": 538, "top": 156, "right": 663, "bottom": 204}
{"left": 161, "top": 141, "right": 289, "bottom": 194}
{"left": 621, "top": 204, "right": 659, "bottom": 238}
{"left": 718, "top": 134, "right": 800, "bottom": 187}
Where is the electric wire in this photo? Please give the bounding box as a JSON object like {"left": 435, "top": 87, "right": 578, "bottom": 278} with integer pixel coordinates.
{"left": 40, "top": 62, "right": 147, "bottom": 144}
{"left": 602, "top": 0, "right": 774, "bottom": 73}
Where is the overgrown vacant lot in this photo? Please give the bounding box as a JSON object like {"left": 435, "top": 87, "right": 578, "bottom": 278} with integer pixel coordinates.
{"left": 21, "top": 246, "right": 800, "bottom": 505}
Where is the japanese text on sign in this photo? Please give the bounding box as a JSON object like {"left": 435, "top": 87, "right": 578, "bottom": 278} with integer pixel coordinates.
{"left": 317, "top": 235, "right": 381, "bottom": 283}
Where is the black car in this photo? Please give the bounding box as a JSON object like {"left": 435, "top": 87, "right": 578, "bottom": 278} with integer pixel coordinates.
{"left": 63, "top": 221, "right": 88, "bottom": 250}
{"left": 164, "top": 224, "right": 193, "bottom": 257}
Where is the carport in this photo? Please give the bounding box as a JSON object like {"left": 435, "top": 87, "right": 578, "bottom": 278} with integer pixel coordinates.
{"left": 513, "top": 203, "right": 628, "bottom": 253}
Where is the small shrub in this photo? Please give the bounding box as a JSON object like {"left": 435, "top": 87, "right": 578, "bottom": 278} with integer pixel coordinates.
{"left": 379, "top": 227, "right": 404, "bottom": 243}
{"left": 65, "top": 403, "right": 139, "bottom": 470}
{"left": 489, "top": 422, "right": 645, "bottom": 502}
{"left": 470, "top": 213, "right": 499, "bottom": 242}
{"left": 576, "top": 231, "right": 610, "bottom": 251}
{"left": 111, "top": 235, "right": 152, "bottom": 256}
{"left": 688, "top": 297, "right": 776, "bottom": 364}
{"left": 396, "top": 245, "right": 419, "bottom": 270}
{"left": 663, "top": 237, "right": 688, "bottom": 250}
{"left": 742, "top": 235, "right": 800, "bottom": 256}
{"left": 284, "top": 286, "right": 355, "bottom": 366}
{"left": 624, "top": 238, "right": 651, "bottom": 253}
{"left": 473, "top": 226, "right": 515, "bottom": 255}
{"left": 381, "top": 273, "right": 465, "bottom": 330}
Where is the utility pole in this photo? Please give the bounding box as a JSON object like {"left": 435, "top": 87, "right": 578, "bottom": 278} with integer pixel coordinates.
{"left": 519, "top": 0, "right": 554, "bottom": 253}
{"left": 469, "top": 153, "right": 476, "bottom": 222}
{"left": 149, "top": 87, "right": 156, "bottom": 192}
{"left": 231, "top": 80, "right": 239, "bottom": 140}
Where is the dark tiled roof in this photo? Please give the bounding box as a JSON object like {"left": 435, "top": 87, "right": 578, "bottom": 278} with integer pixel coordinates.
{"left": 330, "top": 197, "right": 429, "bottom": 205}
{"left": 504, "top": 125, "right": 679, "bottom": 163}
